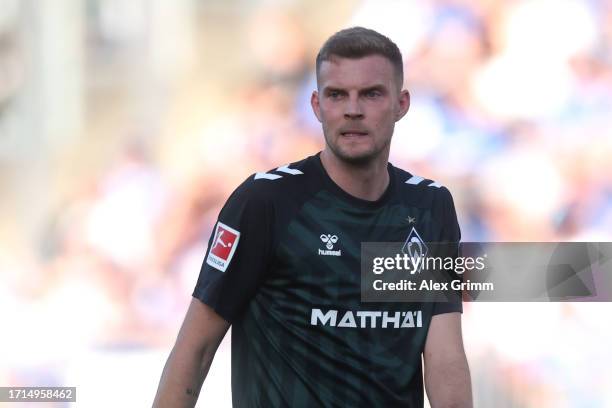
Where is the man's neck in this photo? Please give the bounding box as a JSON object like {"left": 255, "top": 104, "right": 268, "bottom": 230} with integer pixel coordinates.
{"left": 320, "top": 149, "right": 390, "bottom": 202}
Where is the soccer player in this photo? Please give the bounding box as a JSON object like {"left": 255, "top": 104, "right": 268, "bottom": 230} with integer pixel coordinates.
{"left": 153, "top": 27, "right": 472, "bottom": 408}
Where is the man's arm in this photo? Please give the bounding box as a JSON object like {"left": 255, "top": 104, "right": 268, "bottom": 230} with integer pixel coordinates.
{"left": 152, "top": 298, "right": 230, "bottom": 408}
{"left": 423, "top": 312, "right": 473, "bottom": 408}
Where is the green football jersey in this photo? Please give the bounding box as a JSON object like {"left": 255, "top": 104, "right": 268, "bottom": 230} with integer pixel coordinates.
{"left": 193, "top": 153, "right": 462, "bottom": 407}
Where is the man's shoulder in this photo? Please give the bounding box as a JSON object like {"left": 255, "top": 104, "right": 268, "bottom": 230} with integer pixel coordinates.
{"left": 391, "top": 164, "right": 454, "bottom": 208}
{"left": 230, "top": 155, "right": 318, "bottom": 204}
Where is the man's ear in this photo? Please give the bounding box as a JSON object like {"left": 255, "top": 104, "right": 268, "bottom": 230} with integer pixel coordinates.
{"left": 396, "top": 89, "right": 410, "bottom": 121}
{"left": 311, "top": 90, "right": 322, "bottom": 123}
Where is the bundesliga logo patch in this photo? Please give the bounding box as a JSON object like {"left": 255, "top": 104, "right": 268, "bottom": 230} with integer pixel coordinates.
{"left": 206, "top": 222, "right": 240, "bottom": 272}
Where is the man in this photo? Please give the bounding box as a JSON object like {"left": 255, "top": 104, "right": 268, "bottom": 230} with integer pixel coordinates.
{"left": 153, "top": 27, "right": 472, "bottom": 407}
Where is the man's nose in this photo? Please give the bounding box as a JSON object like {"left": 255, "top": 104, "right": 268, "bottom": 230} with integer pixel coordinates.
{"left": 344, "top": 96, "right": 364, "bottom": 119}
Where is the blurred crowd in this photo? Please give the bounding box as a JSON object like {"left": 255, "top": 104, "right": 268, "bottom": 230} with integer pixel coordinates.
{"left": 1, "top": 0, "right": 611, "bottom": 406}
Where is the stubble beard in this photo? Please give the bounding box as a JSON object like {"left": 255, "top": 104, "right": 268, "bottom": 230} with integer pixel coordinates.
{"left": 323, "top": 129, "right": 392, "bottom": 167}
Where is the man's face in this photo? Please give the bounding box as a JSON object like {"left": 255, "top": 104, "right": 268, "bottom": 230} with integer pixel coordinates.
{"left": 311, "top": 54, "right": 410, "bottom": 165}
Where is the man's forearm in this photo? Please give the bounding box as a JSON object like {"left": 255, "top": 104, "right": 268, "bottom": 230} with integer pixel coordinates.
{"left": 152, "top": 346, "right": 214, "bottom": 408}
{"left": 425, "top": 354, "right": 473, "bottom": 408}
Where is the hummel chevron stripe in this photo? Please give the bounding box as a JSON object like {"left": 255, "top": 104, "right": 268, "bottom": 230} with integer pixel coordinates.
{"left": 405, "top": 175, "right": 442, "bottom": 188}
{"left": 254, "top": 164, "right": 303, "bottom": 181}
{"left": 254, "top": 172, "right": 282, "bottom": 180}
{"left": 276, "top": 165, "right": 304, "bottom": 175}
{"left": 405, "top": 175, "right": 424, "bottom": 185}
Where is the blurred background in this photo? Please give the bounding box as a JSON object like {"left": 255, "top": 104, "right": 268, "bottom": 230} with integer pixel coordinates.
{"left": 1, "top": 0, "right": 611, "bottom": 406}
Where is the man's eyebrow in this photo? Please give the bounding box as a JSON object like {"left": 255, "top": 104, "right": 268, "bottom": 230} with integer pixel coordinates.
{"left": 359, "top": 85, "right": 387, "bottom": 93}
{"left": 322, "top": 84, "right": 388, "bottom": 93}
{"left": 322, "top": 86, "right": 346, "bottom": 93}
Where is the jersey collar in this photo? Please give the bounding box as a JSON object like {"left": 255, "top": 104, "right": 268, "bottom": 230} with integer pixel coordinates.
{"left": 313, "top": 152, "right": 395, "bottom": 210}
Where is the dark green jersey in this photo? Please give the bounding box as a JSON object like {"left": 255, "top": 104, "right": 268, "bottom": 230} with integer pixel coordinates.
{"left": 193, "top": 153, "right": 462, "bottom": 407}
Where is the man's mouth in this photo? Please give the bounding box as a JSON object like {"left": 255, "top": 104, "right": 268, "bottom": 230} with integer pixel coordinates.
{"left": 340, "top": 131, "right": 368, "bottom": 137}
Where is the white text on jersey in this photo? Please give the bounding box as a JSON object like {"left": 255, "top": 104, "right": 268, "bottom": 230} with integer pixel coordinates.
{"left": 310, "top": 309, "right": 422, "bottom": 328}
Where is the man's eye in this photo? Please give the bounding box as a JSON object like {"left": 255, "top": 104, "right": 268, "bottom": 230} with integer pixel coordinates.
{"left": 366, "top": 90, "right": 381, "bottom": 98}
{"left": 329, "top": 91, "right": 341, "bottom": 99}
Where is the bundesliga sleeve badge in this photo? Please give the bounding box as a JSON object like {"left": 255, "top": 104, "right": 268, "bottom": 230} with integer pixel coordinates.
{"left": 206, "top": 221, "right": 240, "bottom": 272}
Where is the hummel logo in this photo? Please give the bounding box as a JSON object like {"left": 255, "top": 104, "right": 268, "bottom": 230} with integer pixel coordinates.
{"left": 318, "top": 234, "right": 341, "bottom": 256}
{"left": 406, "top": 216, "right": 416, "bottom": 224}
{"left": 320, "top": 234, "right": 338, "bottom": 249}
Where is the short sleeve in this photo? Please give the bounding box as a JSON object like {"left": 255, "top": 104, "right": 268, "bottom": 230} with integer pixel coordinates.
{"left": 192, "top": 177, "right": 273, "bottom": 323}
{"left": 432, "top": 187, "right": 463, "bottom": 316}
